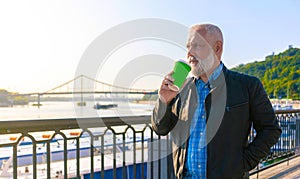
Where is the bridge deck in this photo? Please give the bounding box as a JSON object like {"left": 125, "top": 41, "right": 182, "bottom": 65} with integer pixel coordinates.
{"left": 250, "top": 156, "right": 300, "bottom": 179}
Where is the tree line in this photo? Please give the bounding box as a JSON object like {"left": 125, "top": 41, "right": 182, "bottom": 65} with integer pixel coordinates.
{"left": 232, "top": 47, "right": 300, "bottom": 99}
{"left": 0, "top": 89, "right": 29, "bottom": 106}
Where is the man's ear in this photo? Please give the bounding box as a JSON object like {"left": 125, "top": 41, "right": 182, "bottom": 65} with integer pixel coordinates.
{"left": 216, "top": 45, "right": 220, "bottom": 52}
{"left": 215, "top": 41, "right": 223, "bottom": 53}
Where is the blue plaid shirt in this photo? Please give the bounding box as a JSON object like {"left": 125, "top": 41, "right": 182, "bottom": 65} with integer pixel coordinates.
{"left": 183, "top": 63, "right": 223, "bottom": 179}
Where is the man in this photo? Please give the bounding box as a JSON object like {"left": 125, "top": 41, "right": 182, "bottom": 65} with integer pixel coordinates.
{"left": 151, "top": 24, "right": 281, "bottom": 179}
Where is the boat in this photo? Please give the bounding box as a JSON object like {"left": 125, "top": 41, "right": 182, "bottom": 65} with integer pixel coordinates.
{"left": 77, "top": 101, "right": 86, "bottom": 106}
{"left": 282, "top": 104, "right": 293, "bottom": 110}
{"left": 272, "top": 104, "right": 294, "bottom": 110}
{"left": 32, "top": 103, "right": 42, "bottom": 107}
{"left": 272, "top": 104, "right": 282, "bottom": 110}
{"left": 93, "top": 103, "right": 118, "bottom": 110}
{"left": 272, "top": 100, "right": 294, "bottom": 110}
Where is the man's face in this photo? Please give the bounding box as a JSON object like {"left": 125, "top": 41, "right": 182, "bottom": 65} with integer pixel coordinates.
{"left": 186, "top": 29, "right": 216, "bottom": 78}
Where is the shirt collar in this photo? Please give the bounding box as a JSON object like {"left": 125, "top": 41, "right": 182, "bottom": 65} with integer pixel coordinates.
{"left": 208, "top": 62, "right": 223, "bottom": 82}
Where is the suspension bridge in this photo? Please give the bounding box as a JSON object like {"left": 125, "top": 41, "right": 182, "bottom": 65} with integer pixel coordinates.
{"left": 11, "top": 75, "right": 158, "bottom": 107}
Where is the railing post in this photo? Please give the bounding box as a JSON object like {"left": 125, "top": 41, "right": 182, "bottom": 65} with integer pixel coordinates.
{"left": 13, "top": 144, "right": 17, "bottom": 179}
{"left": 256, "top": 163, "right": 259, "bottom": 179}
{"left": 46, "top": 141, "right": 51, "bottom": 179}
{"left": 76, "top": 137, "right": 80, "bottom": 178}
{"left": 32, "top": 143, "right": 37, "bottom": 179}
{"left": 37, "top": 94, "right": 40, "bottom": 109}
{"left": 296, "top": 116, "right": 300, "bottom": 150}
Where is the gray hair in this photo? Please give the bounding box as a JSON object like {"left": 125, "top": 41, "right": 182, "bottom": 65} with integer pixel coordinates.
{"left": 191, "top": 24, "right": 224, "bottom": 43}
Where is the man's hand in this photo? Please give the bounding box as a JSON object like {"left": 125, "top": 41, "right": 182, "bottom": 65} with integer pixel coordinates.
{"left": 158, "top": 71, "right": 178, "bottom": 105}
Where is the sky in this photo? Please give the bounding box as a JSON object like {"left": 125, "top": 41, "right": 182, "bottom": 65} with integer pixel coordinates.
{"left": 0, "top": 0, "right": 299, "bottom": 93}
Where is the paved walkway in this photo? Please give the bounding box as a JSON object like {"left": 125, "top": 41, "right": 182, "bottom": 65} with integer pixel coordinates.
{"left": 250, "top": 156, "right": 300, "bottom": 179}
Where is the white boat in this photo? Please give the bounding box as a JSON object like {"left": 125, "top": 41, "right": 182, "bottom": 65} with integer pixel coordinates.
{"left": 272, "top": 100, "right": 294, "bottom": 110}
{"left": 272, "top": 104, "right": 282, "bottom": 110}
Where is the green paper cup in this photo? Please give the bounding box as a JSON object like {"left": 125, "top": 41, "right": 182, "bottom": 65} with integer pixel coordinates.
{"left": 169, "top": 60, "right": 191, "bottom": 91}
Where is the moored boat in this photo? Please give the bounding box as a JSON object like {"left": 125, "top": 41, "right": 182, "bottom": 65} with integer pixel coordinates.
{"left": 93, "top": 103, "right": 118, "bottom": 110}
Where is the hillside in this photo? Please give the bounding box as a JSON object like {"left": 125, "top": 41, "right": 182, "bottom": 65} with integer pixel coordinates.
{"left": 231, "top": 47, "right": 300, "bottom": 99}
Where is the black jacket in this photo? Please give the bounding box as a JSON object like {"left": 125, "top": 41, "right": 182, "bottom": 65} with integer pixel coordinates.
{"left": 151, "top": 65, "right": 282, "bottom": 179}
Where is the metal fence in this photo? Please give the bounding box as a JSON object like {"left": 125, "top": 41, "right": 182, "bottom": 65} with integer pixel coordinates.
{"left": 0, "top": 116, "right": 172, "bottom": 179}
{"left": 0, "top": 109, "right": 299, "bottom": 179}
{"left": 249, "top": 109, "right": 300, "bottom": 177}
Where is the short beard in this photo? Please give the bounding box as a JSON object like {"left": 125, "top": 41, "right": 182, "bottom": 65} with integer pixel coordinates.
{"left": 191, "top": 52, "right": 215, "bottom": 78}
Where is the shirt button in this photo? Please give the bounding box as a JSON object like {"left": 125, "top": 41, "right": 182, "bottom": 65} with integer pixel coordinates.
{"left": 198, "top": 165, "right": 201, "bottom": 168}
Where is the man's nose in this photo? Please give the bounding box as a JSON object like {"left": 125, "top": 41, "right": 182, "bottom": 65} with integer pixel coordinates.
{"left": 187, "top": 51, "right": 194, "bottom": 58}
{"left": 187, "top": 45, "right": 191, "bottom": 53}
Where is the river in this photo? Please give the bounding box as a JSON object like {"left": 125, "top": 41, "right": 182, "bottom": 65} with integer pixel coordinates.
{"left": 0, "top": 101, "right": 155, "bottom": 121}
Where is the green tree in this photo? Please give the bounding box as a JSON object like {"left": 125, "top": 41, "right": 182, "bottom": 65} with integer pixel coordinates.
{"left": 231, "top": 47, "right": 300, "bottom": 99}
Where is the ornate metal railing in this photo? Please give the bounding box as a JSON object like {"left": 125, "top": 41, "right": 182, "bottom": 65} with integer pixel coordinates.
{"left": 0, "top": 109, "right": 299, "bottom": 178}
{"left": 0, "top": 116, "right": 172, "bottom": 179}
{"left": 250, "top": 109, "right": 300, "bottom": 177}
